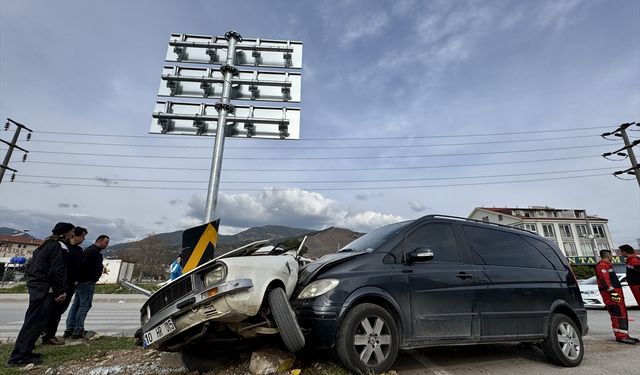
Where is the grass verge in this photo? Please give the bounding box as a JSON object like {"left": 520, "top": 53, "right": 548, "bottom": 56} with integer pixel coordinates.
{"left": 0, "top": 337, "right": 133, "bottom": 375}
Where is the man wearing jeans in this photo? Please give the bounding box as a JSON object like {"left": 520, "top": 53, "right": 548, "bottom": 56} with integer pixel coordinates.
{"left": 64, "top": 235, "right": 109, "bottom": 339}
{"left": 6, "top": 222, "right": 74, "bottom": 367}
{"left": 41, "top": 226, "right": 87, "bottom": 345}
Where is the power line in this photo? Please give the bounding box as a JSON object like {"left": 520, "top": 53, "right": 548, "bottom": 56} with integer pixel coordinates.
{"left": 12, "top": 173, "right": 608, "bottom": 191}
{"left": 18, "top": 167, "right": 617, "bottom": 184}
{"left": 33, "top": 125, "right": 610, "bottom": 140}
{"left": 25, "top": 155, "right": 602, "bottom": 171}
{"left": 28, "top": 134, "right": 598, "bottom": 149}
{"left": 27, "top": 144, "right": 609, "bottom": 160}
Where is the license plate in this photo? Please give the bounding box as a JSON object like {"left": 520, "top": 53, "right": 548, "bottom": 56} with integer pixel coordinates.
{"left": 143, "top": 318, "right": 176, "bottom": 347}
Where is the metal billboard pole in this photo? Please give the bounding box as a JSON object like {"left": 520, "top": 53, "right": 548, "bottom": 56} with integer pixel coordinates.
{"left": 206, "top": 31, "right": 240, "bottom": 222}
{"left": 152, "top": 31, "right": 303, "bottom": 222}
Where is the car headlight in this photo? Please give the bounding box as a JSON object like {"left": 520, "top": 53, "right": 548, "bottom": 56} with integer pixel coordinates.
{"left": 297, "top": 278, "right": 339, "bottom": 299}
{"left": 141, "top": 307, "right": 150, "bottom": 325}
{"left": 203, "top": 266, "right": 226, "bottom": 287}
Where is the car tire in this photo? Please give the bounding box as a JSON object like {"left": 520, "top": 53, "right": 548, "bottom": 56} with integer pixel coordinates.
{"left": 268, "top": 287, "right": 305, "bottom": 352}
{"left": 336, "top": 303, "right": 399, "bottom": 375}
{"left": 541, "top": 313, "right": 583, "bottom": 367}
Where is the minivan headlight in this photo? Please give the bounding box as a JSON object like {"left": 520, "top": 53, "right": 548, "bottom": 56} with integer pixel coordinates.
{"left": 203, "top": 266, "right": 226, "bottom": 287}
{"left": 297, "top": 278, "right": 339, "bottom": 299}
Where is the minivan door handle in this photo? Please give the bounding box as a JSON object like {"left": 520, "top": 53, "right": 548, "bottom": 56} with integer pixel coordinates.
{"left": 456, "top": 272, "right": 473, "bottom": 280}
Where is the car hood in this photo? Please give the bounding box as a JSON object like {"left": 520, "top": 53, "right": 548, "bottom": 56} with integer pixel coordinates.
{"left": 297, "top": 251, "right": 366, "bottom": 286}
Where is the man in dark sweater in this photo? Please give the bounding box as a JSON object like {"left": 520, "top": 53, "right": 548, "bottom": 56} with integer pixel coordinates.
{"left": 6, "top": 222, "right": 74, "bottom": 367}
{"left": 65, "top": 235, "right": 109, "bottom": 339}
{"left": 42, "top": 226, "right": 87, "bottom": 345}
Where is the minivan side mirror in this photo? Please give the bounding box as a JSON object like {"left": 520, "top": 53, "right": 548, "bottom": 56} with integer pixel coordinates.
{"left": 407, "top": 248, "right": 434, "bottom": 264}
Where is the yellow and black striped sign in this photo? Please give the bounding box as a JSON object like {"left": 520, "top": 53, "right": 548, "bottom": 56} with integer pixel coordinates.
{"left": 181, "top": 219, "right": 220, "bottom": 273}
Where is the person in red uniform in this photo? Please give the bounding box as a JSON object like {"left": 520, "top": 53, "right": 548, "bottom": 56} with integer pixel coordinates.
{"left": 620, "top": 244, "right": 640, "bottom": 306}
{"left": 595, "top": 249, "right": 637, "bottom": 344}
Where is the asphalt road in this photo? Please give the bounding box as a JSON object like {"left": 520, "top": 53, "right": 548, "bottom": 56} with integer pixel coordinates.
{"left": 0, "top": 294, "right": 145, "bottom": 341}
{"left": 1, "top": 296, "right": 638, "bottom": 374}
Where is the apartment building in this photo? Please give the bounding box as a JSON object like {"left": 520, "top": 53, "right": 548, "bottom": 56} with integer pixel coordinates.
{"left": 468, "top": 206, "right": 614, "bottom": 257}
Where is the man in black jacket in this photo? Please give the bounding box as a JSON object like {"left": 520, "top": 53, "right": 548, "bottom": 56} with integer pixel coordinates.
{"left": 6, "top": 222, "right": 74, "bottom": 367}
{"left": 65, "top": 235, "right": 109, "bottom": 339}
{"left": 42, "top": 226, "right": 87, "bottom": 345}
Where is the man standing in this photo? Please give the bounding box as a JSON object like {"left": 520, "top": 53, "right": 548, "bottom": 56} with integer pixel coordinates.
{"left": 6, "top": 222, "right": 74, "bottom": 367}
{"left": 42, "top": 227, "right": 87, "bottom": 345}
{"left": 619, "top": 244, "right": 640, "bottom": 306}
{"left": 65, "top": 235, "right": 109, "bottom": 339}
{"left": 595, "top": 249, "right": 637, "bottom": 345}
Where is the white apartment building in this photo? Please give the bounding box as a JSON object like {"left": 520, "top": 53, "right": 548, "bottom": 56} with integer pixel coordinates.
{"left": 468, "top": 206, "right": 614, "bottom": 257}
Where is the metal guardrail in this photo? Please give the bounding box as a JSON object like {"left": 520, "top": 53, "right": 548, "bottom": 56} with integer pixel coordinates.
{"left": 121, "top": 281, "right": 153, "bottom": 297}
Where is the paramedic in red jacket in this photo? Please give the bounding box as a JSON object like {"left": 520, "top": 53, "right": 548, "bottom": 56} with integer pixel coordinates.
{"left": 595, "top": 249, "right": 637, "bottom": 344}
{"left": 619, "top": 244, "right": 640, "bottom": 306}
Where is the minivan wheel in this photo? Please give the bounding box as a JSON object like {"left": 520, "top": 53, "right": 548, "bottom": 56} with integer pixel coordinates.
{"left": 541, "top": 313, "right": 583, "bottom": 367}
{"left": 336, "top": 303, "right": 399, "bottom": 375}
{"left": 268, "top": 287, "right": 305, "bottom": 352}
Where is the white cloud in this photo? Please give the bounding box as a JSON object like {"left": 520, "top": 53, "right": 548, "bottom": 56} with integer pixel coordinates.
{"left": 408, "top": 201, "right": 428, "bottom": 212}
{"left": 0, "top": 206, "right": 149, "bottom": 244}
{"left": 341, "top": 12, "right": 390, "bottom": 47}
{"left": 536, "top": 0, "right": 585, "bottom": 30}
{"left": 179, "top": 189, "right": 403, "bottom": 232}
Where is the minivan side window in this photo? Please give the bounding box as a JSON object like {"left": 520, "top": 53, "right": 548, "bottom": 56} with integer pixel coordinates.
{"left": 464, "top": 226, "right": 557, "bottom": 269}
{"left": 464, "top": 226, "right": 529, "bottom": 267}
{"left": 405, "top": 223, "right": 461, "bottom": 263}
{"left": 521, "top": 236, "right": 565, "bottom": 270}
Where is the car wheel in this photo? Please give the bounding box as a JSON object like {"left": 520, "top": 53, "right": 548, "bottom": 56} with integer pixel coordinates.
{"left": 336, "top": 303, "right": 399, "bottom": 375}
{"left": 268, "top": 287, "right": 305, "bottom": 352}
{"left": 541, "top": 313, "right": 583, "bottom": 367}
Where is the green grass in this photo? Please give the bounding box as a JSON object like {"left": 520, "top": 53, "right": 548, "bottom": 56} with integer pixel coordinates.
{"left": 0, "top": 285, "right": 27, "bottom": 294}
{"left": 0, "top": 283, "right": 160, "bottom": 294}
{"left": 0, "top": 337, "right": 133, "bottom": 375}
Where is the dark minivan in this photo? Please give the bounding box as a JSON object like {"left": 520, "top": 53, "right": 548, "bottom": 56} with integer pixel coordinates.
{"left": 292, "top": 215, "right": 588, "bottom": 374}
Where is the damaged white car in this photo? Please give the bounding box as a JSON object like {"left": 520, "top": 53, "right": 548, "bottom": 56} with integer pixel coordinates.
{"left": 138, "top": 239, "right": 306, "bottom": 366}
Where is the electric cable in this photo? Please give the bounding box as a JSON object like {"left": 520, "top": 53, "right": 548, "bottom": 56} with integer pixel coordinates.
{"left": 12, "top": 173, "right": 608, "bottom": 191}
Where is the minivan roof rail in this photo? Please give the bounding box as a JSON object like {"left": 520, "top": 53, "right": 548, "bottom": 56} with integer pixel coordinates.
{"left": 424, "top": 214, "right": 534, "bottom": 234}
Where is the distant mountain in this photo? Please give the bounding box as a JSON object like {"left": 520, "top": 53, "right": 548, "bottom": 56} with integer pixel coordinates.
{"left": 303, "top": 227, "right": 364, "bottom": 259}
{"left": 105, "top": 225, "right": 317, "bottom": 259}
{"left": 0, "top": 227, "right": 17, "bottom": 236}
{"left": 0, "top": 227, "right": 38, "bottom": 239}
{"left": 105, "top": 224, "right": 364, "bottom": 268}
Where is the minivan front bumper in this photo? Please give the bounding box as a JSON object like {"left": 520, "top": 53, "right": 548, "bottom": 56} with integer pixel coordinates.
{"left": 292, "top": 299, "right": 342, "bottom": 349}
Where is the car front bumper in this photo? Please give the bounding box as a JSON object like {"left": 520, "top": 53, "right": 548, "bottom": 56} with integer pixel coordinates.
{"left": 141, "top": 278, "right": 254, "bottom": 350}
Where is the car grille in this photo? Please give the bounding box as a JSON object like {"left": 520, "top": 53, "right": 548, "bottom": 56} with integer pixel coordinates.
{"left": 148, "top": 276, "right": 193, "bottom": 316}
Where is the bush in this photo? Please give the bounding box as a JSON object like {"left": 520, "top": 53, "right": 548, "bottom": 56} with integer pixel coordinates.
{"left": 572, "top": 265, "right": 595, "bottom": 280}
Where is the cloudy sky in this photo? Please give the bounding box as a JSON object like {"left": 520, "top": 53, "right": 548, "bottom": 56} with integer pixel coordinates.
{"left": 0, "top": 0, "right": 638, "bottom": 245}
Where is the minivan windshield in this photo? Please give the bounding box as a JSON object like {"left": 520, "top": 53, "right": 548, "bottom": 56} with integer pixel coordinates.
{"left": 339, "top": 221, "right": 412, "bottom": 253}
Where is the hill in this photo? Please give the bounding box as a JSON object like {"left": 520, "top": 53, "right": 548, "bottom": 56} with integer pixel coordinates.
{"left": 106, "top": 224, "right": 363, "bottom": 279}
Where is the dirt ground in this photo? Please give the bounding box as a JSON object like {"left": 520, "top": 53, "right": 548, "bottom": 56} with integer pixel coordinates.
{"left": 19, "top": 346, "right": 351, "bottom": 375}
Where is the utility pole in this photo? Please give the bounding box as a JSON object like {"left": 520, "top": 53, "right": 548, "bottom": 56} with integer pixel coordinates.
{"left": 0, "top": 118, "right": 33, "bottom": 184}
{"left": 602, "top": 122, "right": 640, "bottom": 188}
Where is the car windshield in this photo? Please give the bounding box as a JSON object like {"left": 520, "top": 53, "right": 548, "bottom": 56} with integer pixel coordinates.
{"left": 339, "top": 221, "right": 412, "bottom": 253}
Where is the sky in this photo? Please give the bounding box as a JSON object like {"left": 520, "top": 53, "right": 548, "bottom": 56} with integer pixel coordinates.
{"left": 0, "top": 0, "right": 639, "bottom": 246}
